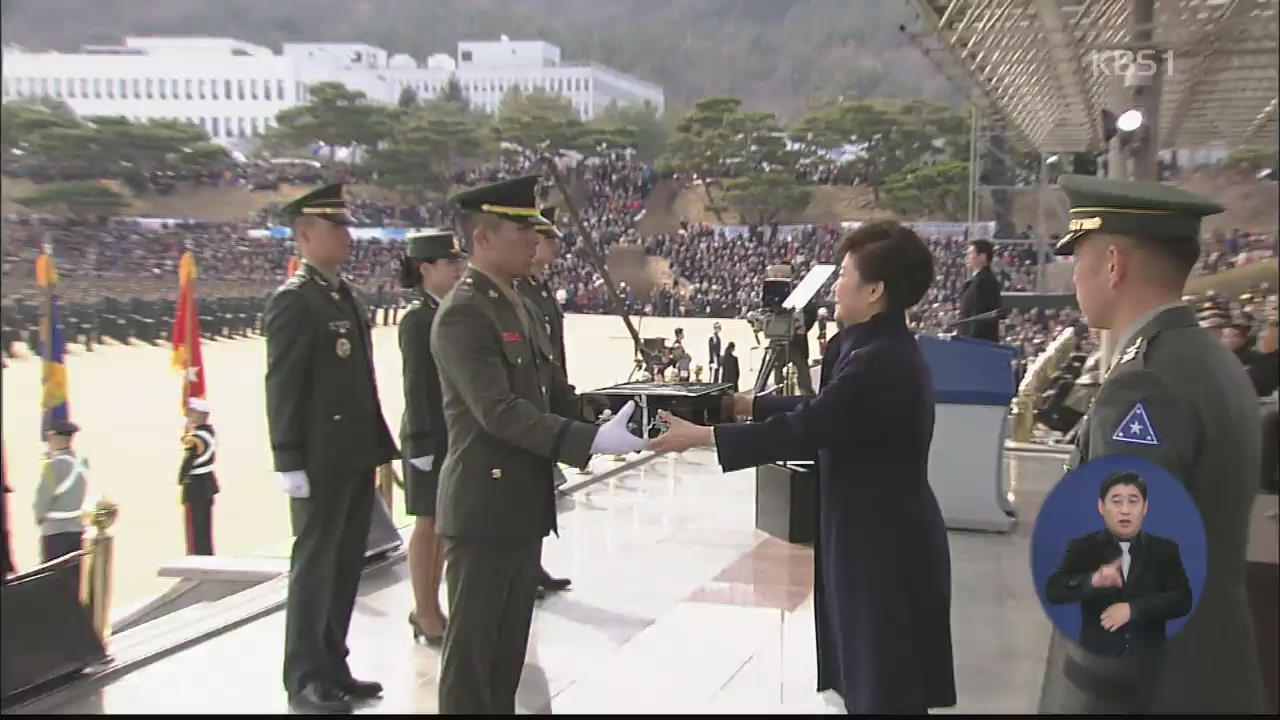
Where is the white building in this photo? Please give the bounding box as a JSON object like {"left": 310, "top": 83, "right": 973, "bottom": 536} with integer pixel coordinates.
{"left": 1, "top": 35, "right": 665, "bottom": 148}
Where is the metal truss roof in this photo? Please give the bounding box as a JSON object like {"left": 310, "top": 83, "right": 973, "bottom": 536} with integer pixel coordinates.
{"left": 910, "top": 0, "right": 1279, "bottom": 153}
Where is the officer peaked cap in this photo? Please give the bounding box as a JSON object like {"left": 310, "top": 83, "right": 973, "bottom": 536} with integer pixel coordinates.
{"left": 279, "top": 183, "right": 354, "bottom": 226}
{"left": 449, "top": 175, "right": 551, "bottom": 227}
{"left": 1053, "top": 175, "right": 1223, "bottom": 256}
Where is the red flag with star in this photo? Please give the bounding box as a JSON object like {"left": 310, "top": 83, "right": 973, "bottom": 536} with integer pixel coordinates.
{"left": 170, "top": 251, "right": 206, "bottom": 409}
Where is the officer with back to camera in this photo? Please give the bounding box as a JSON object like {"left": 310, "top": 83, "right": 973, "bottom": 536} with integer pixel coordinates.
{"left": 1037, "top": 175, "right": 1266, "bottom": 714}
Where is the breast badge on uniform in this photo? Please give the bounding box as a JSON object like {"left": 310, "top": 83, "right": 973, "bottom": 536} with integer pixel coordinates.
{"left": 1112, "top": 402, "right": 1160, "bottom": 445}
{"left": 336, "top": 337, "right": 352, "bottom": 358}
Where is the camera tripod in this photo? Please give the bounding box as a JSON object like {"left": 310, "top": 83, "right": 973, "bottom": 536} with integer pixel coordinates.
{"left": 753, "top": 337, "right": 793, "bottom": 395}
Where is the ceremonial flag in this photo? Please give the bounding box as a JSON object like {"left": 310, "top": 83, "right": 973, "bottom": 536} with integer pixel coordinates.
{"left": 286, "top": 254, "right": 300, "bottom": 277}
{"left": 170, "top": 251, "right": 206, "bottom": 409}
{"left": 35, "top": 247, "right": 70, "bottom": 434}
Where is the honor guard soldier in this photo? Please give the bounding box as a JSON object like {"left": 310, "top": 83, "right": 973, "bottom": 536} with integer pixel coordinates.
{"left": 34, "top": 420, "right": 87, "bottom": 564}
{"left": 1038, "top": 175, "right": 1267, "bottom": 714}
{"left": 517, "top": 207, "right": 574, "bottom": 597}
{"left": 398, "top": 229, "right": 466, "bottom": 646}
{"left": 433, "top": 175, "right": 644, "bottom": 714}
{"left": 264, "top": 183, "right": 400, "bottom": 714}
{"left": 178, "top": 397, "right": 219, "bottom": 556}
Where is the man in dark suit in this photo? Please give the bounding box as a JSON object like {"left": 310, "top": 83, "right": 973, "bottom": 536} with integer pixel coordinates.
{"left": 708, "top": 322, "right": 723, "bottom": 382}
{"left": 264, "top": 183, "right": 400, "bottom": 713}
{"left": 398, "top": 230, "right": 466, "bottom": 646}
{"left": 720, "top": 341, "right": 740, "bottom": 390}
{"left": 957, "top": 239, "right": 1002, "bottom": 342}
{"left": 1046, "top": 471, "right": 1193, "bottom": 657}
{"left": 433, "top": 176, "right": 644, "bottom": 714}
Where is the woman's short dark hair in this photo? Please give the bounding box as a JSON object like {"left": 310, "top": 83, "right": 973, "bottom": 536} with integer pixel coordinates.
{"left": 837, "top": 221, "right": 935, "bottom": 310}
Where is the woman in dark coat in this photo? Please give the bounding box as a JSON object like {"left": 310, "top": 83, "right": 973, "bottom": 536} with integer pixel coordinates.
{"left": 650, "top": 221, "right": 956, "bottom": 713}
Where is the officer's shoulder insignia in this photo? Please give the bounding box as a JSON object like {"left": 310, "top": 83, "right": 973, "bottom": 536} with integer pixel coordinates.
{"left": 1119, "top": 337, "right": 1145, "bottom": 365}
{"left": 1112, "top": 401, "right": 1159, "bottom": 446}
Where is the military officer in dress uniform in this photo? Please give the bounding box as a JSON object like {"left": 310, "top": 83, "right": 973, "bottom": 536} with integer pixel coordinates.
{"left": 178, "top": 397, "right": 219, "bottom": 556}
{"left": 398, "top": 229, "right": 466, "bottom": 646}
{"left": 264, "top": 183, "right": 400, "bottom": 714}
{"left": 433, "top": 175, "right": 645, "bottom": 714}
{"left": 517, "top": 206, "right": 574, "bottom": 598}
{"left": 1038, "top": 175, "right": 1267, "bottom": 714}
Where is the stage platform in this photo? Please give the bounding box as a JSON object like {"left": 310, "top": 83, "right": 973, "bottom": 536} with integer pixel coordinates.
{"left": 10, "top": 450, "right": 1069, "bottom": 714}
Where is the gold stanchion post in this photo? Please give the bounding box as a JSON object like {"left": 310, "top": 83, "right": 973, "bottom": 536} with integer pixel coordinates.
{"left": 376, "top": 463, "right": 397, "bottom": 512}
{"left": 81, "top": 497, "right": 119, "bottom": 645}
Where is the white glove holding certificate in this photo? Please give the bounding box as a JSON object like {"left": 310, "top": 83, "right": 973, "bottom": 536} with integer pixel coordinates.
{"left": 590, "top": 400, "right": 645, "bottom": 455}
{"left": 277, "top": 470, "right": 311, "bottom": 499}
{"left": 409, "top": 456, "right": 434, "bottom": 472}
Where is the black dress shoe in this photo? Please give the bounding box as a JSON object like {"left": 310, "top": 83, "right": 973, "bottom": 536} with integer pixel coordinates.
{"left": 288, "top": 682, "right": 352, "bottom": 713}
{"left": 539, "top": 575, "right": 572, "bottom": 593}
{"left": 339, "top": 676, "right": 383, "bottom": 699}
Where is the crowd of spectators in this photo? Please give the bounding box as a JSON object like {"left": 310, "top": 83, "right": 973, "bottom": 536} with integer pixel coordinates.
{"left": 2, "top": 153, "right": 1274, "bottom": 382}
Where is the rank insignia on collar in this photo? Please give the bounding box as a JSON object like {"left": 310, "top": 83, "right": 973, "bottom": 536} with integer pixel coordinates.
{"left": 1119, "top": 337, "right": 1143, "bottom": 364}
{"left": 488, "top": 290, "right": 499, "bottom": 298}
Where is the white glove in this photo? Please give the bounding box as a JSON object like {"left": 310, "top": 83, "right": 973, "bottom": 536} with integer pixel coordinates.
{"left": 277, "top": 470, "right": 310, "bottom": 499}
{"left": 409, "top": 456, "right": 434, "bottom": 472}
{"left": 590, "top": 400, "right": 645, "bottom": 455}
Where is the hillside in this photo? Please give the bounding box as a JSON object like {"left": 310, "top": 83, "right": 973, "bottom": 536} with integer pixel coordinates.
{"left": 0, "top": 0, "right": 957, "bottom": 117}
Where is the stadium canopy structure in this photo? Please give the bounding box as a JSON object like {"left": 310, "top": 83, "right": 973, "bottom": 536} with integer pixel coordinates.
{"left": 909, "top": 0, "right": 1279, "bottom": 153}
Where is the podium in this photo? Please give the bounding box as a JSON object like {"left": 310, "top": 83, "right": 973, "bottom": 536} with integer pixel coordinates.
{"left": 754, "top": 462, "right": 816, "bottom": 544}
{"left": 918, "top": 334, "right": 1018, "bottom": 532}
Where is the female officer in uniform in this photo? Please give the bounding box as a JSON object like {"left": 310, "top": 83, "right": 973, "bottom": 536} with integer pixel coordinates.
{"left": 398, "top": 230, "right": 466, "bottom": 646}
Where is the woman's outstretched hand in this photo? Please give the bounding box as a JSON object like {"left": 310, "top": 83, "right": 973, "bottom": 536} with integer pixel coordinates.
{"left": 646, "top": 410, "right": 715, "bottom": 453}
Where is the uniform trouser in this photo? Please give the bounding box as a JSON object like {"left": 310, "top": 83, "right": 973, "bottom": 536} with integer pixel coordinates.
{"left": 41, "top": 530, "right": 83, "bottom": 564}
{"left": 184, "top": 497, "right": 215, "bottom": 556}
{"left": 439, "top": 536, "right": 541, "bottom": 715}
{"left": 1260, "top": 404, "right": 1278, "bottom": 493}
{"left": 283, "top": 470, "right": 375, "bottom": 695}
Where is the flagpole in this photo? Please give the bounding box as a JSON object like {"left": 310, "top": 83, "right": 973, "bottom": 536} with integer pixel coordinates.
{"left": 186, "top": 244, "right": 198, "bottom": 406}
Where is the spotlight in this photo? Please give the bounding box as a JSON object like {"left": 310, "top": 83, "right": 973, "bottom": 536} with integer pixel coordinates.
{"left": 1116, "top": 109, "right": 1144, "bottom": 132}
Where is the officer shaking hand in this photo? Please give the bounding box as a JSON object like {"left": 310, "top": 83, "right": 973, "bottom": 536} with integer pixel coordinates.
{"left": 432, "top": 175, "right": 642, "bottom": 716}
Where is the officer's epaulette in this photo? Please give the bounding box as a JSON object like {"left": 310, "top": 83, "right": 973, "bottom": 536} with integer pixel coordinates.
{"left": 281, "top": 273, "right": 308, "bottom": 291}
{"left": 1111, "top": 334, "right": 1149, "bottom": 375}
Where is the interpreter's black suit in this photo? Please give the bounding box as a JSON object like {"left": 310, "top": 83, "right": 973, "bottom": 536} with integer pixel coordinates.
{"left": 1045, "top": 530, "right": 1193, "bottom": 657}
{"left": 957, "top": 266, "right": 1002, "bottom": 342}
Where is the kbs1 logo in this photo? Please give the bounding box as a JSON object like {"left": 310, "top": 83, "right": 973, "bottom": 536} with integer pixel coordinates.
{"left": 1089, "top": 49, "right": 1174, "bottom": 78}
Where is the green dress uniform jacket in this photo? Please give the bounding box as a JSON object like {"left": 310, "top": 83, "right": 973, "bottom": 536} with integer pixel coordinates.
{"left": 516, "top": 275, "right": 567, "bottom": 370}
{"left": 430, "top": 267, "right": 597, "bottom": 542}
{"left": 1039, "top": 304, "right": 1267, "bottom": 713}
{"left": 264, "top": 262, "right": 398, "bottom": 478}
{"left": 398, "top": 291, "right": 446, "bottom": 516}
